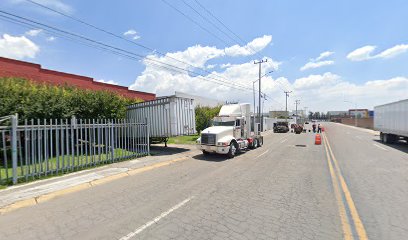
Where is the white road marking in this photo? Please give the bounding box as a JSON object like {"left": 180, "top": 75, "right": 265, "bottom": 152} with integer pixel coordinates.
{"left": 255, "top": 150, "right": 270, "bottom": 159}
{"left": 280, "top": 139, "right": 287, "bottom": 143}
{"left": 119, "top": 196, "right": 194, "bottom": 240}
{"left": 373, "top": 143, "right": 387, "bottom": 151}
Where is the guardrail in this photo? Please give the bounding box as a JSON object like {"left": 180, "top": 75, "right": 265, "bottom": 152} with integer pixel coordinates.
{"left": 0, "top": 115, "right": 149, "bottom": 185}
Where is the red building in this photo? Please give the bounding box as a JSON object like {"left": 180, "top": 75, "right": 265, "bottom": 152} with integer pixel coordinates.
{"left": 0, "top": 57, "right": 155, "bottom": 101}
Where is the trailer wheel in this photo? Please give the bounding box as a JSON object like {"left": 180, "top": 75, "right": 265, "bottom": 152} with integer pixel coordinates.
{"left": 227, "top": 142, "right": 236, "bottom": 158}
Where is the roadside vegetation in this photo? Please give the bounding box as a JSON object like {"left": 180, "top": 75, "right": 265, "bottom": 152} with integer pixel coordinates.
{"left": 0, "top": 77, "right": 142, "bottom": 120}
{"left": 167, "top": 134, "right": 200, "bottom": 145}
{"left": 195, "top": 105, "right": 221, "bottom": 133}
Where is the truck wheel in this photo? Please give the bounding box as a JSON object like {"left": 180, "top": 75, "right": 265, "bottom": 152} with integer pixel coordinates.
{"left": 257, "top": 138, "right": 263, "bottom": 147}
{"left": 253, "top": 139, "right": 258, "bottom": 149}
{"left": 202, "top": 150, "right": 209, "bottom": 155}
{"left": 227, "top": 143, "right": 236, "bottom": 158}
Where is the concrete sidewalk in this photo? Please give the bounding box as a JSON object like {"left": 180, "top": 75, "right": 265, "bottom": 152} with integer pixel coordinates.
{"left": 0, "top": 144, "right": 198, "bottom": 214}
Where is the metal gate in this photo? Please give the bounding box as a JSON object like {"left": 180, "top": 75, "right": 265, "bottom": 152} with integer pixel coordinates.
{"left": 0, "top": 115, "right": 149, "bottom": 185}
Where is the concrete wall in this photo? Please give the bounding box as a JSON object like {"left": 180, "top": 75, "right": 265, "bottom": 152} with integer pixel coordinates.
{"left": 0, "top": 57, "right": 156, "bottom": 101}
{"left": 340, "top": 117, "right": 374, "bottom": 129}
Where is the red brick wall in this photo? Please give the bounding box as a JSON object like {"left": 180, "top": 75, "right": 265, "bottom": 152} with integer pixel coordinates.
{"left": 340, "top": 117, "right": 374, "bottom": 129}
{"left": 0, "top": 57, "right": 155, "bottom": 101}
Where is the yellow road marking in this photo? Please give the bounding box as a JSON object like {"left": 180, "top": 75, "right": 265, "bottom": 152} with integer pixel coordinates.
{"left": 323, "top": 135, "right": 354, "bottom": 240}
{"left": 323, "top": 133, "right": 368, "bottom": 240}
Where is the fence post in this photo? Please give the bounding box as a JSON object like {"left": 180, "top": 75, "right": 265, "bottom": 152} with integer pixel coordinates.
{"left": 145, "top": 117, "right": 150, "bottom": 155}
{"left": 11, "top": 114, "right": 18, "bottom": 184}
{"left": 110, "top": 120, "right": 114, "bottom": 161}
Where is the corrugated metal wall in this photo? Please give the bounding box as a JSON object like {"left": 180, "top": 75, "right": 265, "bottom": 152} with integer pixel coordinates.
{"left": 127, "top": 96, "right": 196, "bottom": 138}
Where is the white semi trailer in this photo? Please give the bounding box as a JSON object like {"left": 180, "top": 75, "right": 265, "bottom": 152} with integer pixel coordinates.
{"left": 197, "top": 103, "right": 263, "bottom": 158}
{"left": 374, "top": 99, "right": 408, "bottom": 144}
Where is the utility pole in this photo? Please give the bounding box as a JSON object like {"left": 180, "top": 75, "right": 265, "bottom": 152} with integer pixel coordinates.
{"left": 295, "top": 100, "right": 300, "bottom": 124}
{"left": 284, "top": 91, "right": 292, "bottom": 122}
{"left": 254, "top": 59, "right": 267, "bottom": 131}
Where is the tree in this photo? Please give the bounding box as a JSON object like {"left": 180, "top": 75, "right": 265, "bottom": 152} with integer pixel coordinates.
{"left": 195, "top": 105, "right": 221, "bottom": 133}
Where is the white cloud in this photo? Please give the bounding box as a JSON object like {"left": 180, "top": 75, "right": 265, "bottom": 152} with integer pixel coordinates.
{"left": 376, "top": 44, "right": 408, "bottom": 59}
{"left": 46, "top": 36, "right": 56, "bottom": 42}
{"left": 347, "top": 44, "right": 408, "bottom": 61}
{"left": 294, "top": 72, "right": 340, "bottom": 90}
{"left": 225, "top": 35, "right": 272, "bottom": 57}
{"left": 300, "top": 51, "right": 335, "bottom": 71}
{"left": 95, "top": 79, "right": 119, "bottom": 85}
{"left": 0, "top": 34, "right": 39, "bottom": 59}
{"left": 11, "top": 0, "right": 73, "bottom": 14}
{"left": 347, "top": 45, "right": 377, "bottom": 61}
{"left": 315, "top": 51, "right": 334, "bottom": 61}
{"left": 25, "top": 29, "right": 42, "bottom": 37}
{"left": 220, "top": 63, "right": 231, "bottom": 69}
{"left": 300, "top": 60, "right": 334, "bottom": 71}
{"left": 206, "top": 64, "right": 216, "bottom": 69}
{"left": 124, "top": 29, "right": 141, "bottom": 40}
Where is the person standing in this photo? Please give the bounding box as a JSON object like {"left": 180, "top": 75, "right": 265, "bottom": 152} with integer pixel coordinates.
{"left": 312, "top": 123, "right": 316, "bottom": 133}
{"left": 317, "top": 124, "right": 322, "bottom": 133}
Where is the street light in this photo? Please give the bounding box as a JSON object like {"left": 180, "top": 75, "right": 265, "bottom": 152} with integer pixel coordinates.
{"left": 253, "top": 71, "right": 273, "bottom": 117}
{"left": 344, "top": 100, "right": 358, "bottom": 127}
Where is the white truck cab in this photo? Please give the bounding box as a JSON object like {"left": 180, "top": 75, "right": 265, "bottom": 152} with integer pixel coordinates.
{"left": 197, "top": 103, "right": 263, "bottom": 158}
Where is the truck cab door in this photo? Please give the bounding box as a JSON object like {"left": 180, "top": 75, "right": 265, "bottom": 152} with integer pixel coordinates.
{"left": 234, "top": 119, "right": 242, "bottom": 139}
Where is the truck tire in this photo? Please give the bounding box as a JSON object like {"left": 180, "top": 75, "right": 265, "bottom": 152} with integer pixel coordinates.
{"left": 253, "top": 139, "right": 258, "bottom": 149}
{"left": 383, "top": 134, "right": 396, "bottom": 144}
{"left": 227, "top": 142, "right": 236, "bottom": 158}
{"left": 202, "top": 150, "right": 210, "bottom": 155}
{"left": 257, "top": 138, "right": 263, "bottom": 147}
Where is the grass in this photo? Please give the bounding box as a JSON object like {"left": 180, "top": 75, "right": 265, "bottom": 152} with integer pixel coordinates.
{"left": 167, "top": 134, "right": 200, "bottom": 145}
{"left": 0, "top": 148, "right": 144, "bottom": 186}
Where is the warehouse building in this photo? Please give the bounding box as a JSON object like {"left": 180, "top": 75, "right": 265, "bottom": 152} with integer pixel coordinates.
{"left": 0, "top": 57, "right": 156, "bottom": 101}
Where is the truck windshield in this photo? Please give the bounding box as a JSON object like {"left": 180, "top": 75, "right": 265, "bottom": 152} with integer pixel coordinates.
{"left": 213, "top": 121, "right": 235, "bottom": 126}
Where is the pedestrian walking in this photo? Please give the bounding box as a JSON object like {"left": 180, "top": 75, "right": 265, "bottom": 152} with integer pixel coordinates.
{"left": 312, "top": 123, "right": 316, "bottom": 133}
{"left": 317, "top": 124, "right": 322, "bottom": 133}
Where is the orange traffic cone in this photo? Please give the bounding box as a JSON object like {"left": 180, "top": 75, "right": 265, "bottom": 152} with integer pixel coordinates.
{"left": 315, "top": 134, "right": 322, "bottom": 145}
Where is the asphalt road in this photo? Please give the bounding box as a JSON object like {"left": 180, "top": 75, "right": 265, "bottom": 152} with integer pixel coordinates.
{"left": 0, "top": 123, "right": 407, "bottom": 240}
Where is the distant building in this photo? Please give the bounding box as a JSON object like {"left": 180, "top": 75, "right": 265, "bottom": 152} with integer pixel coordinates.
{"left": 174, "top": 91, "right": 223, "bottom": 107}
{"left": 290, "top": 110, "right": 305, "bottom": 118}
{"left": 327, "top": 111, "right": 348, "bottom": 117}
{"left": 269, "top": 110, "right": 289, "bottom": 118}
{"left": 349, "top": 109, "right": 369, "bottom": 118}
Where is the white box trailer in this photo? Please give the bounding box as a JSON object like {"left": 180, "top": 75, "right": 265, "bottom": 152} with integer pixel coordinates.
{"left": 127, "top": 96, "right": 196, "bottom": 145}
{"left": 374, "top": 99, "right": 408, "bottom": 144}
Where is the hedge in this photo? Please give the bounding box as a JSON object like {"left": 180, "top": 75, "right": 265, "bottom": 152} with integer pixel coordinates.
{"left": 0, "top": 77, "right": 141, "bottom": 120}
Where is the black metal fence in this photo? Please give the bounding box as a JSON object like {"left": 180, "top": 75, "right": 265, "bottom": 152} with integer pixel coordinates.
{"left": 0, "top": 115, "right": 149, "bottom": 185}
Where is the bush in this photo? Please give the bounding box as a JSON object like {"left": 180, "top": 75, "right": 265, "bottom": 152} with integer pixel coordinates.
{"left": 195, "top": 105, "right": 221, "bottom": 133}
{"left": 0, "top": 77, "right": 141, "bottom": 120}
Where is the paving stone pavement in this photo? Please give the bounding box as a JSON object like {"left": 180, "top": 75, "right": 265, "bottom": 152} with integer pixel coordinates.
{"left": 0, "top": 123, "right": 407, "bottom": 239}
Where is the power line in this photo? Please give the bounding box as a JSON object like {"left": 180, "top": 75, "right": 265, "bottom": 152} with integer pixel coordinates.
{"left": 0, "top": 11, "right": 255, "bottom": 94}
{"left": 192, "top": 0, "right": 263, "bottom": 59}
{"left": 160, "top": 0, "right": 230, "bottom": 46}
{"left": 180, "top": 0, "right": 237, "bottom": 45}
{"left": 24, "top": 0, "right": 239, "bottom": 85}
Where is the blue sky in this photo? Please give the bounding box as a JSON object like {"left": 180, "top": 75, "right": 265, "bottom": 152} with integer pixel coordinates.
{"left": 0, "top": 0, "right": 407, "bottom": 112}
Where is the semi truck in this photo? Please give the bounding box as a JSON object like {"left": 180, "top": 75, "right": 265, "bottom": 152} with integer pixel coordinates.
{"left": 374, "top": 99, "right": 408, "bottom": 144}
{"left": 197, "top": 103, "right": 263, "bottom": 158}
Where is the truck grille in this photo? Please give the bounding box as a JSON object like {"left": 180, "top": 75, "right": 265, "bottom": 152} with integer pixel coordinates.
{"left": 201, "top": 133, "right": 216, "bottom": 145}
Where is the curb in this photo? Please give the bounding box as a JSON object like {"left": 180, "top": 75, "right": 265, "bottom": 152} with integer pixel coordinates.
{"left": 0, "top": 156, "right": 189, "bottom": 215}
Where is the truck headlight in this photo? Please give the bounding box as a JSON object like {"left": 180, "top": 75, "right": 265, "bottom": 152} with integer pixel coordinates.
{"left": 217, "top": 142, "right": 228, "bottom": 146}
